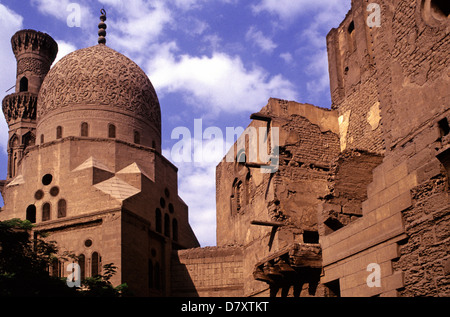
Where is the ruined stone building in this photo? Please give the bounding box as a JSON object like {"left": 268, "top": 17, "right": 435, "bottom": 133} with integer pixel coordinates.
{"left": 171, "top": 0, "right": 449, "bottom": 297}
{"left": 1, "top": 0, "right": 449, "bottom": 297}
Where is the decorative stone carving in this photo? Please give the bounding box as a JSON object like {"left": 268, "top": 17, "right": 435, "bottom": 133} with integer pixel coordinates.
{"left": 2, "top": 92, "right": 37, "bottom": 124}
{"left": 11, "top": 29, "right": 58, "bottom": 63}
{"left": 37, "top": 44, "right": 161, "bottom": 132}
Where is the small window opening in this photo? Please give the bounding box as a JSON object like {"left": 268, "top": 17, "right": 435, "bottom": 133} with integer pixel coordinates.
{"left": 155, "top": 208, "right": 162, "bottom": 233}
{"left": 19, "top": 77, "right": 28, "bottom": 92}
{"left": 303, "top": 230, "right": 320, "bottom": 243}
{"left": 348, "top": 21, "right": 355, "bottom": 34}
{"left": 57, "top": 199, "right": 67, "bottom": 218}
{"left": 431, "top": 0, "right": 450, "bottom": 19}
{"left": 84, "top": 239, "right": 92, "bottom": 247}
{"left": 34, "top": 190, "right": 44, "bottom": 200}
{"left": 40, "top": 134, "right": 45, "bottom": 144}
{"left": 324, "top": 279, "right": 341, "bottom": 297}
{"left": 164, "top": 213, "right": 170, "bottom": 237}
{"left": 42, "top": 203, "right": 51, "bottom": 221}
{"left": 155, "top": 262, "right": 161, "bottom": 290}
{"left": 56, "top": 126, "right": 63, "bottom": 139}
{"left": 26, "top": 205, "right": 36, "bottom": 223}
{"left": 81, "top": 122, "right": 89, "bottom": 137}
{"left": 324, "top": 216, "right": 344, "bottom": 234}
{"left": 50, "top": 186, "right": 60, "bottom": 197}
{"left": 91, "top": 252, "right": 100, "bottom": 277}
{"left": 134, "top": 131, "right": 141, "bottom": 144}
{"left": 78, "top": 254, "right": 86, "bottom": 280}
{"left": 108, "top": 124, "right": 116, "bottom": 138}
{"left": 148, "top": 259, "right": 154, "bottom": 289}
{"left": 42, "top": 174, "right": 53, "bottom": 186}
{"left": 438, "top": 118, "right": 450, "bottom": 137}
{"left": 347, "top": 21, "right": 356, "bottom": 52}
{"left": 172, "top": 218, "right": 178, "bottom": 241}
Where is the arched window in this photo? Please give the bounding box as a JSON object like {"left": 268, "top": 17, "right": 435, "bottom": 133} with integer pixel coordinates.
{"left": 19, "top": 77, "right": 28, "bottom": 92}
{"left": 81, "top": 122, "right": 89, "bottom": 137}
{"left": 155, "top": 262, "right": 161, "bottom": 290}
{"left": 172, "top": 218, "right": 178, "bottom": 242}
{"left": 134, "top": 131, "right": 140, "bottom": 144}
{"left": 51, "top": 258, "right": 60, "bottom": 277}
{"left": 164, "top": 213, "right": 170, "bottom": 238}
{"left": 347, "top": 21, "right": 356, "bottom": 52}
{"left": 91, "top": 252, "right": 100, "bottom": 277}
{"left": 57, "top": 199, "right": 67, "bottom": 218}
{"left": 26, "top": 205, "right": 36, "bottom": 223}
{"left": 148, "top": 259, "right": 154, "bottom": 289}
{"left": 22, "top": 132, "right": 35, "bottom": 147}
{"left": 42, "top": 203, "right": 51, "bottom": 221}
{"left": 155, "top": 208, "right": 162, "bottom": 233}
{"left": 78, "top": 254, "right": 86, "bottom": 280}
{"left": 40, "top": 134, "right": 45, "bottom": 144}
{"left": 108, "top": 124, "right": 116, "bottom": 138}
{"left": 56, "top": 126, "right": 63, "bottom": 139}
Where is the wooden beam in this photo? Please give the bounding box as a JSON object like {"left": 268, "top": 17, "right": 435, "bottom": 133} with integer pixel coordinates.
{"left": 250, "top": 112, "right": 272, "bottom": 122}
{"left": 251, "top": 220, "right": 285, "bottom": 227}
{"left": 245, "top": 162, "right": 271, "bottom": 169}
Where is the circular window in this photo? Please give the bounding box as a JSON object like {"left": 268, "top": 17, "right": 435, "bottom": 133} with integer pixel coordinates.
{"left": 42, "top": 174, "right": 53, "bottom": 186}
{"left": 84, "top": 239, "right": 93, "bottom": 248}
{"left": 50, "top": 186, "right": 60, "bottom": 197}
{"left": 160, "top": 197, "right": 166, "bottom": 208}
{"left": 34, "top": 190, "right": 44, "bottom": 200}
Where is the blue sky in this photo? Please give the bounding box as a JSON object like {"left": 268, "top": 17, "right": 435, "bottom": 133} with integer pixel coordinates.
{"left": 0, "top": 0, "right": 351, "bottom": 247}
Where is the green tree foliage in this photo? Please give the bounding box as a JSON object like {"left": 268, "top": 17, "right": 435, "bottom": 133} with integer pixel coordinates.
{"left": 0, "top": 219, "right": 128, "bottom": 297}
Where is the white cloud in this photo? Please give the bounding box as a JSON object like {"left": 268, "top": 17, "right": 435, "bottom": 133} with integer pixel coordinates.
{"left": 245, "top": 26, "right": 277, "bottom": 54}
{"left": 53, "top": 40, "right": 77, "bottom": 65}
{"left": 163, "top": 136, "right": 235, "bottom": 247}
{"left": 253, "top": 0, "right": 350, "bottom": 99}
{"left": 0, "top": 4, "right": 23, "bottom": 152}
{"left": 252, "top": 0, "right": 345, "bottom": 19}
{"left": 31, "top": 0, "right": 95, "bottom": 29}
{"left": 306, "top": 48, "right": 331, "bottom": 97}
{"left": 280, "top": 52, "right": 294, "bottom": 64}
{"left": 98, "top": 0, "right": 173, "bottom": 53}
{"left": 147, "top": 43, "right": 298, "bottom": 115}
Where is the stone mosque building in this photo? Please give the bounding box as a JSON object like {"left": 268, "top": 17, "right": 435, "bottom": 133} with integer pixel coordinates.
{"left": 1, "top": 0, "right": 449, "bottom": 297}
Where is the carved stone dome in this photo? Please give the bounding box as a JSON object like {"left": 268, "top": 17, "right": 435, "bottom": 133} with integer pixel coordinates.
{"left": 37, "top": 44, "right": 161, "bottom": 133}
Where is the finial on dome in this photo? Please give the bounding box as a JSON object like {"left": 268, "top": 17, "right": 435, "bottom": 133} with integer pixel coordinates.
{"left": 98, "top": 8, "right": 107, "bottom": 45}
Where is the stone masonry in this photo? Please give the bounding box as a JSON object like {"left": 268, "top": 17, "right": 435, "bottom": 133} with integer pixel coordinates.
{"left": 171, "top": 0, "right": 449, "bottom": 297}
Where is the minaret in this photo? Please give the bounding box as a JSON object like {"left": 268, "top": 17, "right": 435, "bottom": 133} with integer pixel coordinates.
{"left": 1, "top": 30, "right": 58, "bottom": 179}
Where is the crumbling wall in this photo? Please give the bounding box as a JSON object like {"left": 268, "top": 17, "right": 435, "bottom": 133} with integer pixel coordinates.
{"left": 319, "top": 150, "right": 383, "bottom": 236}
{"left": 394, "top": 174, "right": 449, "bottom": 296}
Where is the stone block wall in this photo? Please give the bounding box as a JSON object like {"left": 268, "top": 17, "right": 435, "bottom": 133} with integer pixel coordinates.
{"left": 171, "top": 246, "right": 244, "bottom": 297}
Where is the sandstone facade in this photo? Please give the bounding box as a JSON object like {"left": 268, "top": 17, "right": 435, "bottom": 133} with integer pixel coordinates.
{"left": 0, "top": 26, "right": 199, "bottom": 297}
{"left": 1, "top": 0, "right": 449, "bottom": 297}
{"left": 171, "top": 0, "right": 449, "bottom": 297}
